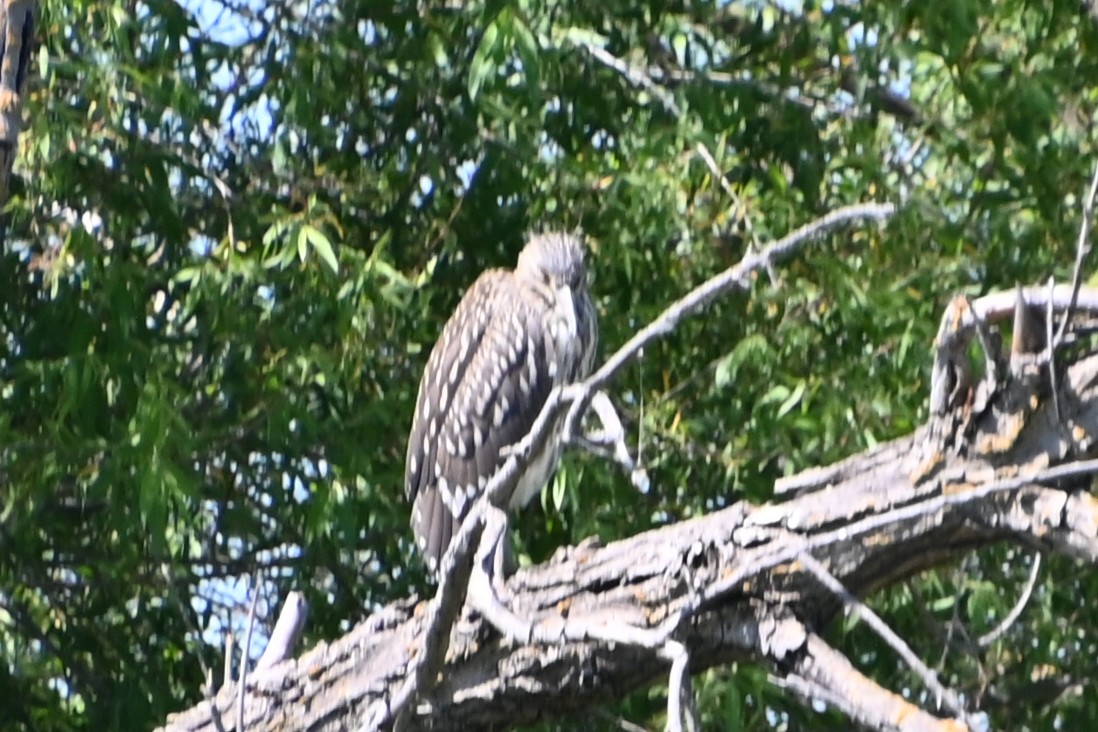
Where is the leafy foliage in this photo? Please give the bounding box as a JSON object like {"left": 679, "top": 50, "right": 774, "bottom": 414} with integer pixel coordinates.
{"left": 2, "top": 0, "right": 1098, "bottom": 730}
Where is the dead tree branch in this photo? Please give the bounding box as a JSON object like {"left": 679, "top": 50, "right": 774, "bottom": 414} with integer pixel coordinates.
{"left": 158, "top": 282, "right": 1098, "bottom": 731}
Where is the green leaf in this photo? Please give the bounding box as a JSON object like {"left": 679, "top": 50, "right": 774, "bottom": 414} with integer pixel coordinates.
{"left": 172, "top": 266, "right": 202, "bottom": 285}
{"left": 510, "top": 14, "right": 540, "bottom": 98}
{"left": 263, "top": 218, "right": 290, "bottom": 247}
{"left": 468, "top": 21, "right": 501, "bottom": 101}
{"left": 776, "top": 380, "right": 806, "bottom": 418}
{"left": 296, "top": 225, "right": 309, "bottom": 263}
{"left": 304, "top": 224, "right": 339, "bottom": 274}
{"left": 555, "top": 26, "right": 608, "bottom": 49}
{"left": 551, "top": 469, "right": 567, "bottom": 512}
{"left": 715, "top": 334, "right": 772, "bottom": 389}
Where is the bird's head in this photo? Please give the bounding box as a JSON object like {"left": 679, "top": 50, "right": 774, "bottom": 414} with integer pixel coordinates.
{"left": 515, "top": 231, "right": 590, "bottom": 294}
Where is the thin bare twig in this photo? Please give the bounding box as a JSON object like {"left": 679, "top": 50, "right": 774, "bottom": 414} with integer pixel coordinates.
{"left": 222, "top": 632, "right": 234, "bottom": 691}
{"left": 1055, "top": 157, "right": 1098, "bottom": 344}
{"left": 562, "top": 201, "right": 895, "bottom": 439}
{"left": 797, "top": 553, "right": 974, "bottom": 723}
{"left": 574, "top": 38, "right": 761, "bottom": 256}
{"left": 664, "top": 640, "right": 698, "bottom": 732}
{"left": 978, "top": 552, "right": 1042, "bottom": 647}
{"left": 576, "top": 390, "right": 650, "bottom": 492}
{"left": 498, "top": 204, "right": 896, "bottom": 523}
{"left": 159, "top": 564, "right": 227, "bottom": 732}
{"left": 1046, "top": 277, "right": 1062, "bottom": 421}
{"left": 237, "top": 579, "right": 260, "bottom": 732}
{"left": 576, "top": 40, "right": 681, "bottom": 116}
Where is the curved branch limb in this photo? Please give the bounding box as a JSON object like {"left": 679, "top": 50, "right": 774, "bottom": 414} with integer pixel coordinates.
{"left": 978, "top": 552, "right": 1042, "bottom": 648}
{"left": 663, "top": 640, "right": 698, "bottom": 732}
{"left": 563, "top": 202, "right": 896, "bottom": 440}
{"left": 507, "top": 203, "right": 896, "bottom": 496}
{"left": 371, "top": 501, "right": 487, "bottom": 730}
{"left": 573, "top": 390, "right": 650, "bottom": 493}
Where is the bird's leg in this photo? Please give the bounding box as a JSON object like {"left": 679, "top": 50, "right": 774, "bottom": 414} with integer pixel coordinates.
{"left": 476, "top": 504, "right": 513, "bottom": 605}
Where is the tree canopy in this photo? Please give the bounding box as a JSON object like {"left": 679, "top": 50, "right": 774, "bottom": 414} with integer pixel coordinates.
{"left": 3, "top": 0, "right": 1098, "bottom": 730}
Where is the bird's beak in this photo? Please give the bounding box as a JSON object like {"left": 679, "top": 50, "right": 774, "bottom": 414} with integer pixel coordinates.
{"left": 555, "top": 283, "right": 578, "bottom": 332}
{"left": 555, "top": 282, "right": 573, "bottom": 307}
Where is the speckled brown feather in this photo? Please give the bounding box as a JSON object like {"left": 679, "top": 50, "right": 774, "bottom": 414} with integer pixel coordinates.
{"left": 405, "top": 234, "right": 597, "bottom": 575}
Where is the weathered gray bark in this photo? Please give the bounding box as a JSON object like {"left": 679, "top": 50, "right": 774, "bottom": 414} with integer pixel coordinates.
{"left": 158, "top": 301, "right": 1098, "bottom": 732}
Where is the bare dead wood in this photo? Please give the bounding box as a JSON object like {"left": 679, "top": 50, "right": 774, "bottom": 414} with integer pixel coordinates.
{"left": 256, "top": 592, "right": 309, "bottom": 671}
{"left": 157, "top": 284, "right": 1098, "bottom": 731}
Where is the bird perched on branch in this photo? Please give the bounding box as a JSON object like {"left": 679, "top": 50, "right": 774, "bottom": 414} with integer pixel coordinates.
{"left": 405, "top": 232, "right": 599, "bottom": 576}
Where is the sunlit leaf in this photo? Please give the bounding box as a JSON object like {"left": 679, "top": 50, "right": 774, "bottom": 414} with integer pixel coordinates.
{"left": 468, "top": 20, "right": 501, "bottom": 101}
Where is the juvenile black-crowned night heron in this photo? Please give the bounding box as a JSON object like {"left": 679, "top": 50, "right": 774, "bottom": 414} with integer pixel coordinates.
{"left": 405, "top": 232, "right": 598, "bottom": 575}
